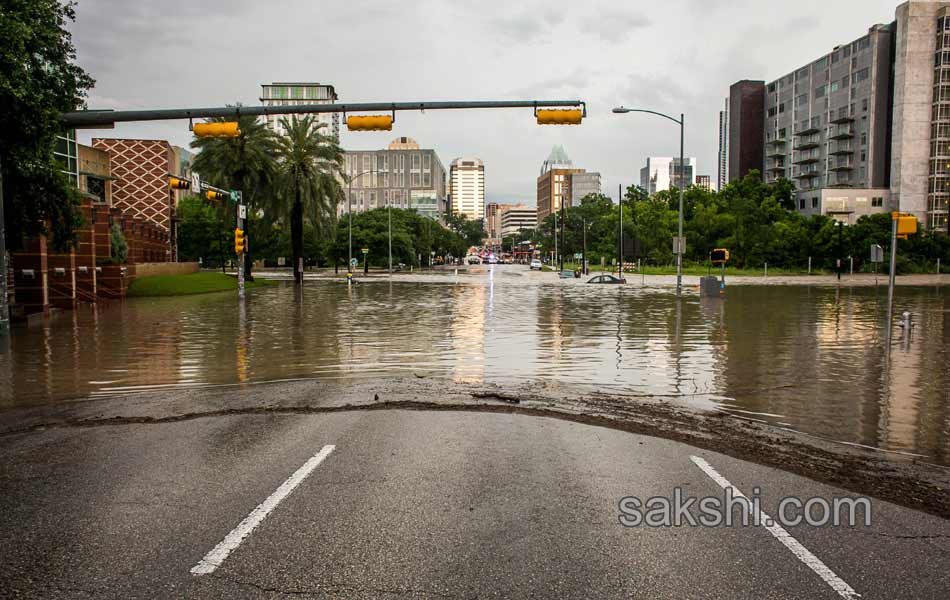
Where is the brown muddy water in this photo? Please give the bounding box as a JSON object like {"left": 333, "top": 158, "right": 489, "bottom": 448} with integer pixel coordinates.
{"left": 2, "top": 266, "right": 948, "bottom": 465}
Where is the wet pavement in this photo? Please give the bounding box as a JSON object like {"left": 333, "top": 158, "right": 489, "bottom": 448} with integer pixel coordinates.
{"left": 2, "top": 410, "right": 949, "bottom": 599}
{"left": 2, "top": 266, "right": 948, "bottom": 465}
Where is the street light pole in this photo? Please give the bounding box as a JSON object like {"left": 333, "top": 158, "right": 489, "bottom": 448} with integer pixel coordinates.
{"left": 613, "top": 106, "right": 686, "bottom": 297}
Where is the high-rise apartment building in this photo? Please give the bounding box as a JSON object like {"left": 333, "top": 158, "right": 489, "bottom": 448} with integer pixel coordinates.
{"left": 639, "top": 157, "right": 698, "bottom": 194}
{"left": 718, "top": 99, "right": 729, "bottom": 190}
{"left": 726, "top": 2, "right": 950, "bottom": 229}
{"left": 260, "top": 82, "right": 339, "bottom": 140}
{"left": 342, "top": 137, "right": 446, "bottom": 221}
{"left": 728, "top": 80, "right": 766, "bottom": 182}
{"left": 486, "top": 203, "right": 502, "bottom": 238}
{"left": 500, "top": 205, "right": 538, "bottom": 236}
{"left": 696, "top": 175, "right": 712, "bottom": 191}
{"left": 450, "top": 157, "right": 486, "bottom": 222}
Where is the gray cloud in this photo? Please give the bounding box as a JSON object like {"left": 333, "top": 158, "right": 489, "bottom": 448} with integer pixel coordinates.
{"left": 67, "top": 0, "right": 902, "bottom": 204}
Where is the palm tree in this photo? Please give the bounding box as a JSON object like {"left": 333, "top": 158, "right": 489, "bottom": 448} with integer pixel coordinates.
{"left": 274, "top": 115, "right": 344, "bottom": 284}
{"left": 191, "top": 113, "right": 277, "bottom": 280}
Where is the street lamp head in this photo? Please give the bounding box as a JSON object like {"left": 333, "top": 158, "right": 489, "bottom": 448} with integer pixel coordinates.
{"left": 612, "top": 107, "right": 631, "bottom": 114}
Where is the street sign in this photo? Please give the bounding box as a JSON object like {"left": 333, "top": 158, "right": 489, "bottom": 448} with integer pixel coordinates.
{"left": 870, "top": 244, "right": 884, "bottom": 263}
{"left": 238, "top": 204, "right": 246, "bottom": 219}
{"left": 191, "top": 172, "right": 200, "bottom": 192}
{"left": 231, "top": 190, "right": 242, "bottom": 203}
{"left": 711, "top": 248, "right": 730, "bottom": 265}
{"left": 361, "top": 248, "right": 369, "bottom": 255}
{"left": 574, "top": 253, "right": 582, "bottom": 259}
{"left": 350, "top": 258, "right": 358, "bottom": 267}
{"left": 672, "top": 237, "right": 686, "bottom": 255}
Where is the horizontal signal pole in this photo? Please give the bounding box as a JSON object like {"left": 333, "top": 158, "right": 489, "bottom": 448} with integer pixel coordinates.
{"left": 61, "top": 100, "right": 586, "bottom": 128}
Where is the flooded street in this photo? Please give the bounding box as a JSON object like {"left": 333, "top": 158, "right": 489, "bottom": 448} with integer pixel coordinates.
{"left": 2, "top": 266, "right": 949, "bottom": 465}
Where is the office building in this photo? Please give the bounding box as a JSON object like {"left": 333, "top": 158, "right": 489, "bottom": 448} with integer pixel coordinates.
{"left": 718, "top": 98, "right": 729, "bottom": 190}
{"left": 639, "top": 157, "right": 698, "bottom": 194}
{"left": 500, "top": 205, "right": 538, "bottom": 236}
{"left": 260, "top": 82, "right": 339, "bottom": 140}
{"left": 696, "top": 175, "right": 712, "bottom": 191}
{"left": 537, "top": 146, "right": 599, "bottom": 220}
{"left": 342, "top": 138, "right": 447, "bottom": 221}
{"left": 570, "top": 172, "right": 603, "bottom": 204}
{"left": 728, "top": 80, "right": 766, "bottom": 182}
{"left": 486, "top": 203, "right": 501, "bottom": 238}
{"left": 450, "top": 157, "right": 485, "bottom": 222}
{"left": 91, "top": 138, "right": 182, "bottom": 233}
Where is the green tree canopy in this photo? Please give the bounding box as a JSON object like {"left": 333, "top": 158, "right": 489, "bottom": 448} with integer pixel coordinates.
{"left": 1, "top": 0, "right": 94, "bottom": 250}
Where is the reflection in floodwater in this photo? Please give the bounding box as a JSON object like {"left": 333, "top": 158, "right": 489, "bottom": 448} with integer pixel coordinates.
{"left": 0, "top": 269, "right": 948, "bottom": 465}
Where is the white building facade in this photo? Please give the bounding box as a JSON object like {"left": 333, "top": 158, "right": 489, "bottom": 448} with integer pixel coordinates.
{"left": 259, "top": 82, "right": 339, "bottom": 140}
{"left": 450, "top": 157, "right": 485, "bottom": 222}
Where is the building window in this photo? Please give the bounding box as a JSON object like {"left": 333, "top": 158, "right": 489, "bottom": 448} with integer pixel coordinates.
{"left": 411, "top": 172, "right": 421, "bottom": 187}
{"left": 812, "top": 197, "right": 819, "bottom": 208}
{"left": 872, "top": 197, "right": 884, "bottom": 207}
{"left": 799, "top": 198, "right": 806, "bottom": 209}
{"left": 412, "top": 154, "right": 421, "bottom": 169}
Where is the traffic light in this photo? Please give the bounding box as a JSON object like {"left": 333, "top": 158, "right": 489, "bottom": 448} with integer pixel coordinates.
{"left": 193, "top": 122, "right": 241, "bottom": 138}
{"left": 346, "top": 115, "right": 393, "bottom": 131}
{"left": 711, "top": 248, "right": 730, "bottom": 264}
{"left": 169, "top": 177, "right": 191, "bottom": 190}
{"left": 205, "top": 190, "right": 228, "bottom": 202}
{"left": 537, "top": 109, "right": 583, "bottom": 125}
{"left": 234, "top": 228, "right": 246, "bottom": 254}
{"left": 894, "top": 213, "right": 918, "bottom": 239}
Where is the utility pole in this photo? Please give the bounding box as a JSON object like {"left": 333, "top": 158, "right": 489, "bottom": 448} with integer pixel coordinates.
{"left": 553, "top": 211, "right": 558, "bottom": 269}
{"left": 676, "top": 113, "right": 685, "bottom": 297}
{"left": 559, "top": 204, "right": 565, "bottom": 272}
{"left": 0, "top": 153, "right": 8, "bottom": 333}
{"left": 837, "top": 221, "right": 843, "bottom": 281}
{"left": 236, "top": 195, "right": 245, "bottom": 300}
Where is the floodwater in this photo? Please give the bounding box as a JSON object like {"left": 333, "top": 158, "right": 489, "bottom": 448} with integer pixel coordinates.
{"left": 2, "top": 267, "right": 949, "bottom": 465}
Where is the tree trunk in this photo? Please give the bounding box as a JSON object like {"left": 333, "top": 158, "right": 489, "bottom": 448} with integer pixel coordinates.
{"left": 291, "top": 188, "right": 303, "bottom": 285}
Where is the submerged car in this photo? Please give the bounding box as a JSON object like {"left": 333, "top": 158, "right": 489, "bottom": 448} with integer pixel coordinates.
{"left": 587, "top": 275, "right": 626, "bottom": 285}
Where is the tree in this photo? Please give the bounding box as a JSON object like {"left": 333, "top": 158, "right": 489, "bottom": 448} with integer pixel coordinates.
{"left": 190, "top": 113, "right": 277, "bottom": 280}
{"left": 274, "top": 116, "right": 344, "bottom": 283}
{"left": 1, "top": 0, "right": 94, "bottom": 250}
{"left": 109, "top": 223, "right": 128, "bottom": 264}
{"left": 445, "top": 212, "right": 485, "bottom": 248}
{"left": 176, "top": 194, "right": 230, "bottom": 267}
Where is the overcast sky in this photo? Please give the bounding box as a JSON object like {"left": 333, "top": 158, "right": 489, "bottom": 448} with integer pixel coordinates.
{"left": 71, "top": 0, "right": 901, "bottom": 205}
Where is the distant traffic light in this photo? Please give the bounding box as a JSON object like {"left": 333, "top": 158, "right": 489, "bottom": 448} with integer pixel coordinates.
{"left": 205, "top": 190, "right": 229, "bottom": 202}
{"left": 711, "top": 248, "right": 730, "bottom": 264}
{"left": 193, "top": 122, "right": 241, "bottom": 138}
{"left": 234, "top": 228, "right": 246, "bottom": 254}
{"left": 168, "top": 177, "right": 191, "bottom": 190}
{"left": 346, "top": 115, "right": 393, "bottom": 131}
{"left": 537, "top": 109, "right": 583, "bottom": 125}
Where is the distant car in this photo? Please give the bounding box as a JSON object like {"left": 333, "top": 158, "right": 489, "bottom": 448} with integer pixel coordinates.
{"left": 588, "top": 275, "right": 626, "bottom": 285}
{"left": 467, "top": 256, "right": 481, "bottom": 265}
{"left": 488, "top": 256, "right": 498, "bottom": 264}
{"left": 530, "top": 259, "right": 542, "bottom": 270}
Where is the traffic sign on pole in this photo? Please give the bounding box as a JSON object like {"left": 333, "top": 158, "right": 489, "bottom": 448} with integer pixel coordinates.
{"left": 191, "top": 173, "right": 200, "bottom": 192}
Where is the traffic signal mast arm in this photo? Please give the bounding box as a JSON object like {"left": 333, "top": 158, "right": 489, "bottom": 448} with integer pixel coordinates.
{"left": 62, "top": 100, "right": 586, "bottom": 128}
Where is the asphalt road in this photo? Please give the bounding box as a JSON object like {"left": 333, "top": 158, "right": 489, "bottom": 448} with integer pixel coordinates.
{"left": 1, "top": 409, "right": 948, "bottom": 599}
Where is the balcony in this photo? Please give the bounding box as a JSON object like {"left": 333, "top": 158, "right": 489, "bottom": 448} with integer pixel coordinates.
{"left": 830, "top": 114, "right": 855, "bottom": 125}
{"left": 829, "top": 163, "right": 854, "bottom": 172}
{"left": 766, "top": 165, "right": 786, "bottom": 173}
{"left": 829, "top": 128, "right": 854, "bottom": 140}
{"left": 794, "top": 171, "right": 819, "bottom": 179}
{"left": 828, "top": 146, "right": 854, "bottom": 156}
{"left": 795, "top": 125, "right": 821, "bottom": 136}
{"left": 793, "top": 140, "right": 821, "bottom": 151}
{"left": 766, "top": 138, "right": 788, "bottom": 146}
{"left": 766, "top": 148, "right": 787, "bottom": 158}
{"left": 793, "top": 155, "right": 820, "bottom": 165}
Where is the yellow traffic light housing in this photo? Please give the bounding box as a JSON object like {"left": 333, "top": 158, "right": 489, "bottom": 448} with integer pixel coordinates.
{"left": 537, "top": 109, "right": 583, "bottom": 125}
{"left": 205, "top": 190, "right": 228, "bottom": 202}
{"left": 169, "top": 177, "right": 191, "bottom": 190}
{"left": 193, "top": 122, "right": 241, "bottom": 138}
{"left": 346, "top": 115, "right": 393, "bottom": 131}
{"left": 234, "top": 228, "right": 246, "bottom": 254}
{"left": 711, "top": 248, "right": 730, "bottom": 264}
{"left": 893, "top": 212, "right": 918, "bottom": 239}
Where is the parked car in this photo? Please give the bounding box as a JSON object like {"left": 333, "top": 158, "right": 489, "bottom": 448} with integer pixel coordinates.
{"left": 467, "top": 255, "right": 482, "bottom": 265}
{"left": 587, "top": 275, "right": 626, "bottom": 285}
{"left": 530, "top": 259, "right": 542, "bottom": 270}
